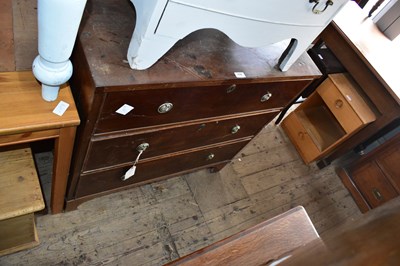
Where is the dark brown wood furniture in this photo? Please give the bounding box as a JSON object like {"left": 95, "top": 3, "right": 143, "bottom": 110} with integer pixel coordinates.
{"left": 281, "top": 197, "right": 400, "bottom": 265}
{"left": 166, "top": 206, "right": 319, "bottom": 266}
{"left": 317, "top": 1, "right": 400, "bottom": 166}
{"left": 65, "top": 0, "right": 321, "bottom": 210}
{"left": 337, "top": 132, "right": 400, "bottom": 213}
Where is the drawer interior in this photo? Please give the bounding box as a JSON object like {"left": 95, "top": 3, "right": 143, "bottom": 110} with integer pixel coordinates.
{"left": 297, "top": 93, "right": 345, "bottom": 152}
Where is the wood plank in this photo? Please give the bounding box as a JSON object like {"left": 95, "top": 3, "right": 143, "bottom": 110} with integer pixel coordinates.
{"left": 12, "top": 0, "right": 38, "bottom": 71}
{"left": 240, "top": 159, "right": 317, "bottom": 195}
{"left": 51, "top": 127, "right": 77, "bottom": 214}
{"left": 0, "top": 146, "right": 44, "bottom": 220}
{"left": 0, "top": 214, "right": 39, "bottom": 256}
{"left": 230, "top": 142, "right": 300, "bottom": 176}
{"left": 185, "top": 167, "right": 248, "bottom": 213}
{"left": 167, "top": 206, "right": 319, "bottom": 266}
{"left": 0, "top": 0, "right": 15, "bottom": 71}
{"left": 0, "top": 71, "right": 80, "bottom": 136}
{"left": 281, "top": 197, "right": 400, "bottom": 265}
{"left": 0, "top": 129, "right": 59, "bottom": 147}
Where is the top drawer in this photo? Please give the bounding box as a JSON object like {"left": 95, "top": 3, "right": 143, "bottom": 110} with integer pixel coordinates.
{"left": 317, "top": 74, "right": 376, "bottom": 133}
{"left": 95, "top": 80, "right": 309, "bottom": 133}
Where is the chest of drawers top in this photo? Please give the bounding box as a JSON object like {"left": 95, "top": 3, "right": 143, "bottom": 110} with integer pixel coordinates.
{"left": 75, "top": 0, "right": 320, "bottom": 91}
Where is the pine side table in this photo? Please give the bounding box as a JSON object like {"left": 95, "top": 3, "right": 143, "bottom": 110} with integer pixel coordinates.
{"left": 0, "top": 71, "right": 80, "bottom": 214}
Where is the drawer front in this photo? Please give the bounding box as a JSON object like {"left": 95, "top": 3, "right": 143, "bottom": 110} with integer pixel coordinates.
{"left": 75, "top": 140, "right": 248, "bottom": 197}
{"left": 351, "top": 161, "right": 398, "bottom": 209}
{"left": 317, "top": 78, "right": 363, "bottom": 133}
{"left": 84, "top": 112, "right": 278, "bottom": 171}
{"left": 96, "top": 80, "right": 309, "bottom": 133}
{"left": 281, "top": 112, "right": 320, "bottom": 164}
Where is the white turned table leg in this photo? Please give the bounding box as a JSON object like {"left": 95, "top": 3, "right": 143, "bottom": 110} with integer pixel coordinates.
{"left": 32, "top": 0, "right": 86, "bottom": 101}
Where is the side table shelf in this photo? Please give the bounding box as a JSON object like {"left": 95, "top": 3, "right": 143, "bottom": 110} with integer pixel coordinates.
{"left": 0, "top": 146, "right": 44, "bottom": 256}
{"left": 0, "top": 71, "right": 80, "bottom": 214}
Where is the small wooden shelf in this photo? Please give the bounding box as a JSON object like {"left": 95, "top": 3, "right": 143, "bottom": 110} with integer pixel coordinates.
{"left": 282, "top": 73, "right": 376, "bottom": 164}
{"left": 297, "top": 103, "right": 345, "bottom": 152}
{"left": 0, "top": 146, "right": 45, "bottom": 256}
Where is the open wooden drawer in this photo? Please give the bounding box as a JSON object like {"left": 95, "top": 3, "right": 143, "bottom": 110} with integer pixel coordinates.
{"left": 282, "top": 73, "right": 377, "bottom": 164}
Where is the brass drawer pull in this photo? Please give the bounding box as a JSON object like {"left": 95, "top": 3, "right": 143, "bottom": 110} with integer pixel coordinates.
{"left": 298, "top": 131, "right": 306, "bottom": 139}
{"left": 310, "top": 0, "right": 334, "bottom": 14}
{"left": 121, "top": 142, "right": 150, "bottom": 181}
{"left": 226, "top": 84, "right": 237, "bottom": 93}
{"left": 261, "top": 92, "right": 272, "bottom": 102}
{"left": 335, "top": 99, "right": 343, "bottom": 109}
{"left": 158, "top": 102, "right": 173, "bottom": 114}
{"left": 231, "top": 125, "right": 241, "bottom": 134}
{"left": 207, "top": 153, "right": 215, "bottom": 160}
{"left": 136, "top": 143, "right": 150, "bottom": 152}
{"left": 372, "top": 188, "right": 383, "bottom": 201}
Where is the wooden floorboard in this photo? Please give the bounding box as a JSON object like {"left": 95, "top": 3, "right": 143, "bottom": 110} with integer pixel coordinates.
{"left": 0, "top": 0, "right": 15, "bottom": 71}
{"left": 12, "top": 0, "right": 38, "bottom": 71}
{"left": 0, "top": 117, "right": 362, "bottom": 265}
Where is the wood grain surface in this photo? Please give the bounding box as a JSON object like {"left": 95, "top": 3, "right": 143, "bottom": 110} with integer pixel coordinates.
{"left": 0, "top": 146, "right": 44, "bottom": 220}
{"left": 0, "top": 71, "right": 80, "bottom": 135}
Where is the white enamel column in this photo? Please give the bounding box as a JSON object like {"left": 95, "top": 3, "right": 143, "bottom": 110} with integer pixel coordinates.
{"left": 33, "top": 0, "right": 86, "bottom": 101}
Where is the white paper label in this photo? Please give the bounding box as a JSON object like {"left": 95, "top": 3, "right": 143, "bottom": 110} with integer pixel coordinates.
{"left": 234, "top": 72, "right": 246, "bottom": 78}
{"left": 123, "top": 166, "right": 136, "bottom": 181}
{"left": 52, "top": 101, "right": 70, "bottom": 116}
{"left": 116, "top": 104, "right": 134, "bottom": 115}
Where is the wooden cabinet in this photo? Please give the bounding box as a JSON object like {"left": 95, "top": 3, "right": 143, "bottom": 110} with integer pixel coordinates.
{"left": 65, "top": 0, "right": 321, "bottom": 210}
{"left": 338, "top": 132, "right": 400, "bottom": 213}
{"left": 282, "top": 73, "right": 376, "bottom": 164}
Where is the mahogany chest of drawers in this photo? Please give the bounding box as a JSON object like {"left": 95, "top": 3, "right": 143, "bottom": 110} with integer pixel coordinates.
{"left": 65, "top": 0, "right": 321, "bottom": 210}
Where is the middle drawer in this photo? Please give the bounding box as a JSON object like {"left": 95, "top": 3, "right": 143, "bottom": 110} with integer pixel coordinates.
{"left": 84, "top": 112, "right": 278, "bottom": 172}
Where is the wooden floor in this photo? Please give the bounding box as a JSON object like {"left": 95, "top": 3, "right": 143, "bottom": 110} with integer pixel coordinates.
{"left": 0, "top": 116, "right": 362, "bottom": 265}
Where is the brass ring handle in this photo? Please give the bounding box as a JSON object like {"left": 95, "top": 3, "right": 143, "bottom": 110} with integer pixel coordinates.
{"left": 158, "top": 102, "right": 173, "bottom": 114}
{"left": 231, "top": 125, "right": 241, "bottom": 134}
{"left": 335, "top": 99, "right": 343, "bottom": 109}
{"left": 372, "top": 188, "right": 383, "bottom": 201}
{"left": 121, "top": 142, "right": 150, "bottom": 181}
{"left": 309, "top": 0, "right": 333, "bottom": 14}
{"left": 137, "top": 143, "right": 150, "bottom": 152}
{"left": 226, "top": 84, "right": 237, "bottom": 93}
{"left": 261, "top": 92, "right": 272, "bottom": 102}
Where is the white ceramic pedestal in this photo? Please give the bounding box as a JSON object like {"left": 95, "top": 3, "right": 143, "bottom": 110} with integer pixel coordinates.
{"left": 128, "top": 0, "right": 348, "bottom": 71}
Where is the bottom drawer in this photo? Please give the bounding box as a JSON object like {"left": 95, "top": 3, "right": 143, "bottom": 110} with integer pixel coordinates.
{"left": 281, "top": 112, "right": 320, "bottom": 163}
{"left": 351, "top": 161, "right": 398, "bottom": 209}
{"left": 75, "top": 140, "right": 249, "bottom": 197}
